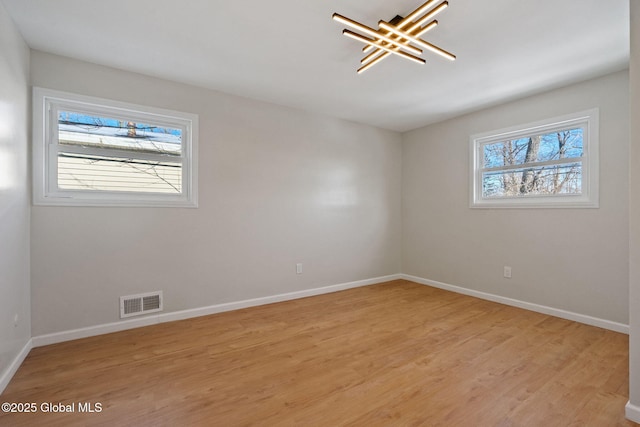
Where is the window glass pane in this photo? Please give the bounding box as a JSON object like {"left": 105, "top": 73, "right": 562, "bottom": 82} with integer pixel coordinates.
{"left": 58, "top": 111, "right": 182, "bottom": 156}
{"left": 483, "top": 128, "right": 583, "bottom": 168}
{"left": 482, "top": 162, "right": 582, "bottom": 198}
{"left": 58, "top": 152, "right": 182, "bottom": 193}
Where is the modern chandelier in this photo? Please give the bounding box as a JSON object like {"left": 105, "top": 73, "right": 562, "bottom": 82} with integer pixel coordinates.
{"left": 332, "top": 0, "right": 456, "bottom": 73}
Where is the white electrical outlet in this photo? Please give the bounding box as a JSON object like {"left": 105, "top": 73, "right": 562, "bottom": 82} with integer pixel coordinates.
{"left": 296, "top": 263, "right": 303, "bottom": 274}
{"left": 504, "top": 266, "right": 512, "bottom": 279}
{"left": 13, "top": 313, "right": 18, "bottom": 327}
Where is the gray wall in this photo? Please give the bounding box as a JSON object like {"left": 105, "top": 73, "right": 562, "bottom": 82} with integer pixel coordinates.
{"left": 29, "top": 51, "right": 403, "bottom": 336}
{"left": 628, "top": 0, "right": 640, "bottom": 417}
{"left": 402, "top": 71, "right": 629, "bottom": 324}
{"left": 28, "top": 53, "right": 631, "bottom": 336}
{"left": 0, "top": 3, "right": 30, "bottom": 384}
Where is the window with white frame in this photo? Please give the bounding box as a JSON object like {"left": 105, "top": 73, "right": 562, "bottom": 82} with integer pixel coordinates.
{"left": 33, "top": 87, "right": 198, "bottom": 207}
{"left": 470, "top": 109, "right": 599, "bottom": 208}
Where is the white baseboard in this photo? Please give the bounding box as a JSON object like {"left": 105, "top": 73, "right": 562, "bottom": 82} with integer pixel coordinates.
{"left": 626, "top": 401, "right": 640, "bottom": 423}
{"left": 401, "top": 274, "right": 629, "bottom": 334}
{"left": 0, "top": 339, "right": 33, "bottom": 395}
{"left": 32, "top": 274, "right": 402, "bottom": 347}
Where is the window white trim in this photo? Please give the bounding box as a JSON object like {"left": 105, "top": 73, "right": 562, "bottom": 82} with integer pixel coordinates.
{"left": 33, "top": 87, "right": 198, "bottom": 207}
{"left": 469, "top": 109, "right": 599, "bottom": 209}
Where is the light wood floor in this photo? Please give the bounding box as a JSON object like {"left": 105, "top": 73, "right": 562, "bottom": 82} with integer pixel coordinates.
{"left": 0, "top": 280, "right": 634, "bottom": 426}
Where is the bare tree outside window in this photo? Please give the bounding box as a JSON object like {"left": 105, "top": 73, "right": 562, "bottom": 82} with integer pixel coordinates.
{"left": 471, "top": 109, "right": 597, "bottom": 209}
{"left": 481, "top": 127, "right": 583, "bottom": 199}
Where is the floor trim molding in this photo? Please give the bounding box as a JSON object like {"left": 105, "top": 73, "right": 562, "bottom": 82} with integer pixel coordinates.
{"left": 32, "top": 274, "right": 402, "bottom": 347}
{"left": 626, "top": 401, "right": 640, "bottom": 423}
{"left": 0, "top": 339, "right": 33, "bottom": 395}
{"left": 401, "top": 274, "right": 629, "bottom": 334}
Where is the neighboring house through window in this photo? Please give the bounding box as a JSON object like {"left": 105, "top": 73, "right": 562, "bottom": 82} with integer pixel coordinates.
{"left": 33, "top": 87, "right": 198, "bottom": 207}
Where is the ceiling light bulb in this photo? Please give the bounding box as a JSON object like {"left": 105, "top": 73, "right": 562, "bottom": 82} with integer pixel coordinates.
{"left": 342, "top": 30, "right": 426, "bottom": 65}
{"left": 361, "top": 22, "right": 436, "bottom": 65}
{"left": 363, "top": 0, "right": 447, "bottom": 54}
{"left": 333, "top": 13, "right": 423, "bottom": 56}
{"left": 378, "top": 21, "right": 456, "bottom": 60}
{"left": 403, "top": 0, "right": 443, "bottom": 27}
{"left": 411, "top": 1, "right": 448, "bottom": 30}
{"left": 357, "top": 54, "right": 388, "bottom": 74}
{"left": 361, "top": 49, "right": 384, "bottom": 65}
{"left": 361, "top": 20, "right": 438, "bottom": 66}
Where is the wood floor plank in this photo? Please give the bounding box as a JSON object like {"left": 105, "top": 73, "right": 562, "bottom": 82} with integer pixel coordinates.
{"left": 0, "top": 280, "right": 635, "bottom": 426}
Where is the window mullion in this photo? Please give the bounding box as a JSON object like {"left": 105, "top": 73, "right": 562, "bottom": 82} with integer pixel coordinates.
{"left": 481, "top": 157, "right": 583, "bottom": 174}
{"left": 56, "top": 144, "right": 183, "bottom": 164}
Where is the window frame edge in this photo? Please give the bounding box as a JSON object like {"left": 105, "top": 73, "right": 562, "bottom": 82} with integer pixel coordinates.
{"left": 468, "top": 108, "right": 600, "bottom": 209}
{"left": 32, "top": 87, "right": 199, "bottom": 208}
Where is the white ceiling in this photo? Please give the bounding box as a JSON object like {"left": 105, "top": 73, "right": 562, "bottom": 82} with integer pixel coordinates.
{"left": 1, "top": 0, "right": 629, "bottom": 132}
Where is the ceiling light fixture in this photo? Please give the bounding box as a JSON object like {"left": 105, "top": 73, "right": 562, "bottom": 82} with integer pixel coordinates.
{"left": 362, "top": 0, "right": 444, "bottom": 54}
{"left": 342, "top": 30, "right": 426, "bottom": 65}
{"left": 332, "top": 0, "right": 456, "bottom": 73}
{"left": 378, "top": 21, "right": 456, "bottom": 61}
{"left": 332, "top": 13, "right": 423, "bottom": 57}
{"left": 360, "top": 21, "right": 438, "bottom": 66}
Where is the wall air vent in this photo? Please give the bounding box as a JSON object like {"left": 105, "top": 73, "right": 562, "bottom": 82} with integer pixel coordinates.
{"left": 120, "top": 291, "right": 163, "bottom": 318}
